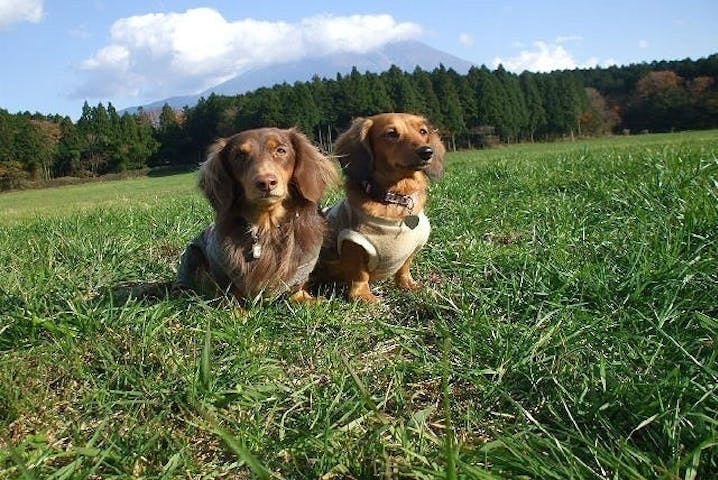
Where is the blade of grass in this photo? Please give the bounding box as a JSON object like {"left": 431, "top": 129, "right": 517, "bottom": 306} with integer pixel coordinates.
{"left": 341, "top": 353, "right": 380, "bottom": 416}
{"left": 442, "top": 337, "right": 457, "bottom": 480}
{"left": 211, "top": 425, "right": 275, "bottom": 480}
{"left": 6, "top": 444, "right": 37, "bottom": 480}
{"left": 200, "top": 317, "right": 211, "bottom": 391}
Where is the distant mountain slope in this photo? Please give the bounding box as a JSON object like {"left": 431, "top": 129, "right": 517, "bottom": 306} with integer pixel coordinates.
{"left": 123, "top": 40, "right": 474, "bottom": 113}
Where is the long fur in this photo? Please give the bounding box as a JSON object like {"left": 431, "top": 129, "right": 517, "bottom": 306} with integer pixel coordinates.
{"left": 191, "top": 127, "right": 337, "bottom": 299}
{"left": 335, "top": 117, "right": 375, "bottom": 184}
{"left": 214, "top": 204, "right": 325, "bottom": 297}
{"left": 314, "top": 112, "right": 446, "bottom": 301}
{"left": 199, "top": 137, "right": 235, "bottom": 214}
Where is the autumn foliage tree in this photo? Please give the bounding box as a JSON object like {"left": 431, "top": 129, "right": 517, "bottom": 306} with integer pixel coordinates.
{"left": 581, "top": 88, "right": 620, "bottom": 136}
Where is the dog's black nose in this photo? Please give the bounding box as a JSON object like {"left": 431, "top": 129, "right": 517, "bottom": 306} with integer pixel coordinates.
{"left": 415, "top": 146, "right": 434, "bottom": 161}
{"left": 255, "top": 174, "right": 278, "bottom": 192}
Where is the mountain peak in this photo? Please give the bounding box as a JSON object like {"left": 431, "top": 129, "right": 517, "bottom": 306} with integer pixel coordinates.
{"left": 122, "top": 41, "right": 474, "bottom": 113}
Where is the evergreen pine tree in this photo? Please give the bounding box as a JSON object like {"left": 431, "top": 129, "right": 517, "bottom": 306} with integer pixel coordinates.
{"left": 412, "top": 66, "right": 443, "bottom": 126}
{"left": 539, "top": 74, "right": 563, "bottom": 137}
{"left": 342, "top": 67, "right": 375, "bottom": 119}
{"left": 308, "top": 76, "right": 338, "bottom": 149}
{"left": 56, "top": 117, "right": 83, "bottom": 176}
{"left": 520, "top": 72, "right": 547, "bottom": 141}
{"left": 432, "top": 66, "right": 466, "bottom": 148}
{"left": 285, "top": 82, "right": 322, "bottom": 136}
{"left": 455, "top": 74, "right": 479, "bottom": 131}
{"left": 255, "top": 88, "right": 284, "bottom": 127}
{"left": 129, "top": 112, "right": 159, "bottom": 169}
{"left": 495, "top": 65, "right": 529, "bottom": 142}
{"left": 383, "top": 66, "right": 424, "bottom": 113}
{"left": 0, "top": 109, "right": 13, "bottom": 163}
{"left": 366, "top": 72, "right": 395, "bottom": 113}
{"left": 468, "top": 66, "right": 503, "bottom": 133}
{"left": 153, "top": 103, "right": 185, "bottom": 166}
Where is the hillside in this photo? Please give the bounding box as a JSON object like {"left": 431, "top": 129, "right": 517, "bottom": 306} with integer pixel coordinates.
{"left": 122, "top": 40, "right": 474, "bottom": 113}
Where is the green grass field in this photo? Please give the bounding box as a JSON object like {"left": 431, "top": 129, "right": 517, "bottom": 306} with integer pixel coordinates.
{"left": 1, "top": 131, "right": 717, "bottom": 479}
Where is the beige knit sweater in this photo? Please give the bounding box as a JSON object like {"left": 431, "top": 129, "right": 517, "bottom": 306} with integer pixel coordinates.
{"left": 324, "top": 199, "right": 430, "bottom": 279}
{"left": 176, "top": 224, "right": 320, "bottom": 296}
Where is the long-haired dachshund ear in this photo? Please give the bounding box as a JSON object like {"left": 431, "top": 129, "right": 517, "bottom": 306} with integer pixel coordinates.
{"left": 334, "top": 117, "right": 374, "bottom": 183}
{"left": 424, "top": 127, "right": 446, "bottom": 181}
{"left": 199, "top": 137, "right": 237, "bottom": 215}
{"left": 289, "top": 129, "right": 338, "bottom": 204}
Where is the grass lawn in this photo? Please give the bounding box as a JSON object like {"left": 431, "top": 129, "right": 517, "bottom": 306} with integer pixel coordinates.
{"left": 1, "top": 131, "right": 716, "bottom": 478}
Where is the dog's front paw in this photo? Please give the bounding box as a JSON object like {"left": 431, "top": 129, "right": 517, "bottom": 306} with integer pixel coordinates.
{"left": 349, "top": 281, "right": 380, "bottom": 303}
{"left": 350, "top": 291, "right": 380, "bottom": 303}
{"left": 395, "top": 274, "right": 421, "bottom": 291}
{"left": 290, "top": 289, "right": 317, "bottom": 303}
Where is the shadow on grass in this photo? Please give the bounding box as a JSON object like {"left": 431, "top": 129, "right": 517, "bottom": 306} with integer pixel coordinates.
{"left": 107, "top": 280, "right": 178, "bottom": 305}
{"left": 146, "top": 164, "right": 199, "bottom": 178}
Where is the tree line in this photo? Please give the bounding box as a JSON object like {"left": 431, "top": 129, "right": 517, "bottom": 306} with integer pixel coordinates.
{"left": 1, "top": 54, "right": 717, "bottom": 189}
{"left": 0, "top": 103, "right": 157, "bottom": 189}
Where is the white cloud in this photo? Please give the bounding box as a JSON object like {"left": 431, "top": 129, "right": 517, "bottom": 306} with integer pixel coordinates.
{"left": 0, "top": 0, "right": 43, "bottom": 29}
{"left": 75, "top": 8, "right": 422, "bottom": 99}
{"left": 301, "top": 14, "right": 421, "bottom": 55}
{"left": 493, "top": 40, "right": 611, "bottom": 73}
{"left": 494, "top": 41, "right": 577, "bottom": 72}
{"left": 639, "top": 39, "right": 649, "bottom": 49}
{"left": 459, "top": 32, "right": 475, "bottom": 47}
{"left": 82, "top": 45, "right": 131, "bottom": 70}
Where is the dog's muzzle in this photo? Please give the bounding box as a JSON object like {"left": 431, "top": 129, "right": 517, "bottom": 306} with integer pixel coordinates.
{"left": 416, "top": 146, "right": 434, "bottom": 161}
{"left": 412, "top": 146, "right": 434, "bottom": 170}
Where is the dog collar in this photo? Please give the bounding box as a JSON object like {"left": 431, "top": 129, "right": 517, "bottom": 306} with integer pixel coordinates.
{"left": 246, "top": 212, "right": 301, "bottom": 260}
{"left": 248, "top": 225, "right": 262, "bottom": 259}
{"left": 360, "top": 180, "right": 416, "bottom": 213}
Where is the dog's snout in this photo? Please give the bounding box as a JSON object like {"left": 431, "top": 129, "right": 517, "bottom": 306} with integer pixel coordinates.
{"left": 415, "top": 146, "right": 434, "bottom": 161}
{"left": 255, "top": 174, "right": 278, "bottom": 193}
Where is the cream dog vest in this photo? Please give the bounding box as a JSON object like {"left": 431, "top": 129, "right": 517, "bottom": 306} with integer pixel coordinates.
{"left": 176, "top": 224, "right": 320, "bottom": 296}
{"left": 324, "top": 199, "right": 430, "bottom": 279}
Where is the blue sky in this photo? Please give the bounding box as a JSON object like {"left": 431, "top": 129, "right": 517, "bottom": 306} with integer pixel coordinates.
{"left": 1, "top": 0, "right": 716, "bottom": 119}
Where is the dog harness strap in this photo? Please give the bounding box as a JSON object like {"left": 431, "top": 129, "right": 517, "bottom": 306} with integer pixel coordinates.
{"left": 333, "top": 200, "right": 380, "bottom": 271}
{"left": 337, "top": 229, "right": 379, "bottom": 271}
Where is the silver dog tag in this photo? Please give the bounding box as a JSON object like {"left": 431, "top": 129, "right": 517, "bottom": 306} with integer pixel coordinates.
{"left": 252, "top": 243, "right": 262, "bottom": 259}
{"left": 404, "top": 215, "right": 420, "bottom": 229}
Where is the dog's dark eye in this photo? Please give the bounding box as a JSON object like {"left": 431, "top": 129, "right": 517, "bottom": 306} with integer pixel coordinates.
{"left": 386, "top": 129, "right": 399, "bottom": 139}
{"left": 419, "top": 128, "right": 429, "bottom": 135}
{"left": 276, "top": 146, "right": 287, "bottom": 155}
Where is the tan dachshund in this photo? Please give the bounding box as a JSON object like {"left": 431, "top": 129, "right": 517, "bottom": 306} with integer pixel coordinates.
{"left": 314, "top": 113, "right": 445, "bottom": 302}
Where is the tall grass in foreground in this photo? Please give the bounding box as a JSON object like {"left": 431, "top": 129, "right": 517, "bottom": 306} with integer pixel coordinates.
{"left": 1, "top": 131, "right": 716, "bottom": 478}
